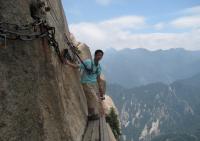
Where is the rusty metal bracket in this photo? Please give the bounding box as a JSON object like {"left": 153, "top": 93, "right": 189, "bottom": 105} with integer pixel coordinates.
{"left": 0, "top": 34, "right": 6, "bottom": 48}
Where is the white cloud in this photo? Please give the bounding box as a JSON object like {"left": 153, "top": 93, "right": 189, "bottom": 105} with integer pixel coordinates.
{"left": 182, "top": 5, "right": 200, "bottom": 15}
{"left": 125, "top": 31, "right": 200, "bottom": 51}
{"left": 171, "top": 5, "right": 200, "bottom": 29}
{"left": 100, "top": 16, "right": 146, "bottom": 30}
{"left": 96, "top": 0, "right": 112, "bottom": 6}
{"left": 154, "top": 22, "right": 165, "bottom": 30}
{"left": 171, "top": 15, "right": 200, "bottom": 29}
{"left": 69, "top": 15, "right": 200, "bottom": 52}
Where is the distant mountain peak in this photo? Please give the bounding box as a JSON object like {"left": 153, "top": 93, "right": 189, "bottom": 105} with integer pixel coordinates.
{"left": 103, "top": 48, "right": 200, "bottom": 88}
{"left": 106, "top": 48, "right": 200, "bottom": 54}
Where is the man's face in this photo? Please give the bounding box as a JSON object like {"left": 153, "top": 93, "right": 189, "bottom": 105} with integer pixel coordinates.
{"left": 95, "top": 52, "right": 103, "bottom": 61}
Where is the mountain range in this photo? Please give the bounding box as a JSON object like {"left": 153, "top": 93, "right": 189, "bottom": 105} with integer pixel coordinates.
{"left": 102, "top": 48, "right": 200, "bottom": 88}
{"left": 107, "top": 73, "right": 200, "bottom": 141}
{"left": 103, "top": 48, "right": 200, "bottom": 141}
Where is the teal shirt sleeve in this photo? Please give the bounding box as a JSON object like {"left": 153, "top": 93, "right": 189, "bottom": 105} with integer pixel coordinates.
{"left": 79, "top": 59, "right": 92, "bottom": 70}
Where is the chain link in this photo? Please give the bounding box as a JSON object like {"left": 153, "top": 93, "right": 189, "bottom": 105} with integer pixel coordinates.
{"left": 0, "top": 20, "right": 64, "bottom": 62}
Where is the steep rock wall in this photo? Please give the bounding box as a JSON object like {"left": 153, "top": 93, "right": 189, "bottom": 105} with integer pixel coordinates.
{"left": 0, "top": 0, "right": 88, "bottom": 141}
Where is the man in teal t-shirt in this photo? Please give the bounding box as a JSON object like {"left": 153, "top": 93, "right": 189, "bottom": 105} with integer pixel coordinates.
{"left": 79, "top": 59, "right": 102, "bottom": 83}
{"left": 66, "top": 49, "right": 104, "bottom": 120}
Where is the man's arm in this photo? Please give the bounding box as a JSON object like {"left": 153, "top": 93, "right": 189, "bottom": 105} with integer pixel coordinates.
{"left": 97, "top": 75, "right": 104, "bottom": 99}
{"left": 66, "top": 60, "right": 80, "bottom": 69}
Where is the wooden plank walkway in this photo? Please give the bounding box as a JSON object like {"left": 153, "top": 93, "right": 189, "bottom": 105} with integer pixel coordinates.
{"left": 82, "top": 116, "right": 116, "bottom": 141}
{"left": 106, "top": 123, "right": 116, "bottom": 141}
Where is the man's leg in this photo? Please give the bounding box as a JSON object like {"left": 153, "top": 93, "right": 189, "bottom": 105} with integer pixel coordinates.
{"left": 82, "top": 83, "right": 100, "bottom": 119}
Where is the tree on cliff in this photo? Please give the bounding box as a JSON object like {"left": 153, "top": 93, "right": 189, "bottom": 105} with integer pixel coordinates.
{"left": 106, "top": 107, "right": 121, "bottom": 139}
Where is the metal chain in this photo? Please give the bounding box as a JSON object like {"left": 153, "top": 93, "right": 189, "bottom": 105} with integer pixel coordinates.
{"left": 64, "top": 36, "right": 97, "bottom": 74}
{"left": 0, "top": 20, "right": 46, "bottom": 41}
{"left": 0, "top": 20, "right": 43, "bottom": 31}
{"left": 0, "top": 20, "right": 63, "bottom": 62}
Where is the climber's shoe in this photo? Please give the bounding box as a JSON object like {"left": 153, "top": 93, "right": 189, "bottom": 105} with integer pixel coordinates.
{"left": 88, "top": 114, "right": 100, "bottom": 121}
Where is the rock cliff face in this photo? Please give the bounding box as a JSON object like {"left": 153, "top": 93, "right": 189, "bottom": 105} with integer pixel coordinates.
{"left": 103, "top": 95, "right": 118, "bottom": 116}
{"left": 0, "top": 0, "right": 88, "bottom": 141}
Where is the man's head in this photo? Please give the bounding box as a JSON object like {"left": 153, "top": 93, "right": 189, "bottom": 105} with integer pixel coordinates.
{"left": 94, "top": 49, "right": 104, "bottom": 62}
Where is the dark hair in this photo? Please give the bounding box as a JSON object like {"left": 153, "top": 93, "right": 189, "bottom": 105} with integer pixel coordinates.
{"left": 95, "top": 49, "right": 104, "bottom": 56}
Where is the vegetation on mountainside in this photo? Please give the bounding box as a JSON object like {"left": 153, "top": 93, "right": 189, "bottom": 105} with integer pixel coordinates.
{"left": 106, "top": 107, "right": 121, "bottom": 139}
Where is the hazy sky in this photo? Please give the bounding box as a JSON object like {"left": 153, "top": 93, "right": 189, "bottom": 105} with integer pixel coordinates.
{"left": 62, "top": 0, "right": 200, "bottom": 51}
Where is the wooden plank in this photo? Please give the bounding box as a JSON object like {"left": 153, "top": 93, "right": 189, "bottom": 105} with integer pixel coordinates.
{"left": 99, "top": 116, "right": 111, "bottom": 141}
{"left": 100, "top": 117, "right": 104, "bottom": 141}
{"left": 103, "top": 118, "right": 110, "bottom": 141}
{"left": 99, "top": 116, "right": 116, "bottom": 141}
{"left": 91, "top": 120, "right": 100, "bottom": 141}
{"left": 83, "top": 121, "right": 95, "bottom": 141}
{"left": 106, "top": 123, "right": 117, "bottom": 141}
